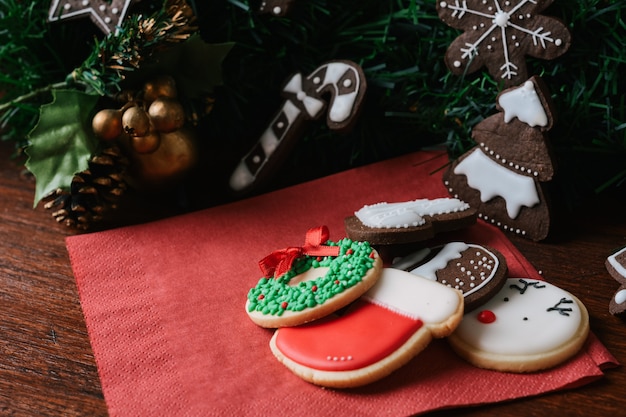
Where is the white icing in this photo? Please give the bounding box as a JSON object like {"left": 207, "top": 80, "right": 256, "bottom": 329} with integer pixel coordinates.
{"left": 607, "top": 247, "right": 626, "bottom": 279}
{"left": 363, "top": 268, "right": 461, "bottom": 323}
{"left": 355, "top": 198, "right": 470, "bottom": 229}
{"left": 283, "top": 74, "right": 325, "bottom": 117}
{"left": 409, "top": 242, "right": 469, "bottom": 281}
{"left": 453, "top": 278, "right": 583, "bottom": 356}
{"left": 454, "top": 149, "right": 539, "bottom": 219}
{"left": 48, "top": 0, "right": 133, "bottom": 35}
{"left": 309, "top": 62, "right": 361, "bottom": 123}
{"left": 498, "top": 80, "right": 548, "bottom": 127}
{"left": 615, "top": 289, "right": 626, "bottom": 304}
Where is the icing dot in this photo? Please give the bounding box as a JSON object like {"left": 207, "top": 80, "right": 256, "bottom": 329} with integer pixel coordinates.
{"left": 99, "top": 4, "right": 106, "bottom": 11}
{"left": 313, "top": 76, "right": 321, "bottom": 85}
{"left": 555, "top": 39, "right": 563, "bottom": 46}
{"left": 343, "top": 79, "right": 353, "bottom": 88}
{"left": 477, "top": 310, "right": 496, "bottom": 324}
{"left": 453, "top": 61, "right": 462, "bottom": 68}
{"left": 273, "top": 6, "right": 282, "bottom": 14}
{"left": 64, "top": 3, "right": 71, "bottom": 10}
{"left": 615, "top": 289, "right": 626, "bottom": 304}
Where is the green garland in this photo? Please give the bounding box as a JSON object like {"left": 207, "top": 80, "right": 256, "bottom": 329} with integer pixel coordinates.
{"left": 198, "top": 0, "right": 626, "bottom": 198}
{"left": 1, "top": 0, "right": 625, "bottom": 210}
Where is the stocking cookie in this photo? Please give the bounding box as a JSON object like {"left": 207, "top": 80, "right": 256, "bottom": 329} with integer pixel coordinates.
{"left": 605, "top": 247, "right": 626, "bottom": 316}
{"left": 436, "top": 0, "right": 571, "bottom": 86}
{"left": 392, "top": 242, "right": 508, "bottom": 312}
{"left": 229, "top": 60, "right": 366, "bottom": 193}
{"left": 270, "top": 268, "right": 464, "bottom": 388}
{"left": 449, "top": 278, "right": 589, "bottom": 373}
{"left": 444, "top": 76, "right": 556, "bottom": 240}
{"left": 344, "top": 197, "right": 476, "bottom": 245}
{"left": 246, "top": 226, "right": 382, "bottom": 328}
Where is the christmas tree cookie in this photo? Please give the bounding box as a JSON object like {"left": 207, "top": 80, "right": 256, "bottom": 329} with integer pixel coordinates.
{"left": 443, "top": 76, "right": 556, "bottom": 240}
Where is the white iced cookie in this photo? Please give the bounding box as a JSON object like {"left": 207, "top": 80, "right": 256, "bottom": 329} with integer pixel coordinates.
{"left": 448, "top": 278, "right": 589, "bottom": 373}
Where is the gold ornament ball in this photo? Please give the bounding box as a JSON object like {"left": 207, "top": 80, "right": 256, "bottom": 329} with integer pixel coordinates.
{"left": 148, "top": 98, "right": 186, "bottom": 133}
{"left": 131, "top": 131, "right": 161, "bottom": 154}
{"left": 92, "top": 109, "right": 123, "bottom": 141}
{"left": 129, "top": 128, "right": 197, "bottom": 188}
{"left": 122, "top": 105, "right": 151, "bottom": 137}
{"left": 142, "top": 75, "right": 178, "bottom": 104}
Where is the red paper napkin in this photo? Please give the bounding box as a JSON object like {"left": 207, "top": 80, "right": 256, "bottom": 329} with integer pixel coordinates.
{"left": 66, "top": 151, "right": 617, "bottom": 417}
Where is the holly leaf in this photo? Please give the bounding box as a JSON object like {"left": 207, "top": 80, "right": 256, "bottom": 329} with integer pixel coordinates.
{"left": 133, "top": 35, "right": 234, "bottom": 99}
{"left": 25, "top": 89, "right": 100, "bottom": 207}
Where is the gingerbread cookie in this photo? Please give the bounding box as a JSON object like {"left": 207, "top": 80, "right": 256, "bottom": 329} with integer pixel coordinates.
{"left": 48, "top": 0, "right": 134, "bottom": 35}
{"left": 270, "top": 268, "right": 464, "bottom": 388}
{"left": 443, "top": 76, "right": 556, "bottom": 241}
{"left": 246, "top": 226, "right": 382, "bottom": 328}
{"left": 448, "top": 278, "right": 589, "bottom": 373}
{"left": 229, "top": 60, "right": 367, "bottom": 193}
{"left": 605, "top": 247, "right": 626, "bottom": 316}
{"left": 392, "top": 242, "right": 508, "bottom": 312}
{"left": 436, "top": 0, "right": 571, "bottom": 86}
{"left": 344, "top": 197, "right": 477, "bottom": 245}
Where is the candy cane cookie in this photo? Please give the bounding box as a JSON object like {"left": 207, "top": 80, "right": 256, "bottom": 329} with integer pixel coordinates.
{"left": 270, "top": 268, "right": 464, "bottom": 388}
{"left": 229, "top": 60, "right": 367, "bottom": 193}
{"left": 344, "top": 197, "right": 477, "bottom": 245}
{"left": 246, "top": 226, "right": 382, "bottom": 328}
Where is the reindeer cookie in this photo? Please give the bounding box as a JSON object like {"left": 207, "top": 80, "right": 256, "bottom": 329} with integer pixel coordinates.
{"left": 270, "top": 268, "right": 464, "bottom": 388}
{"left": 448, "top": 278, "right": 589, "bottom": 373}
{"left": 229, "top": 60, "right": 366, "bottom": 194}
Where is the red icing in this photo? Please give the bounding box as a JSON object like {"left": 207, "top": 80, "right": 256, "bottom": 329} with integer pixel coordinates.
{"left": 477, "top": 310, "right": 496, "bottom": 323}
{"left": 274, "top": 299, "right": 423, "bottom": 372}
{"left": 281, "top": 302, "right": 288, "bottom": 309}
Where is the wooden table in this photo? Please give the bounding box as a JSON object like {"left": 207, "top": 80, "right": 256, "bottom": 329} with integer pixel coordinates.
{"left": 1, "top": 139, "right": 625, "bottom": 416}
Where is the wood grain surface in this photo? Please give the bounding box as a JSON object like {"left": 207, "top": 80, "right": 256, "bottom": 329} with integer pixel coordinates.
{"left": 1, "top": 140, "right": 625, "bottom": 417}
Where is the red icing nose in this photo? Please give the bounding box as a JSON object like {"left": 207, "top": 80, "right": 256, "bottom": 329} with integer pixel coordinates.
{"left": 477, "top": 310, "right": 496, "bottom": 324}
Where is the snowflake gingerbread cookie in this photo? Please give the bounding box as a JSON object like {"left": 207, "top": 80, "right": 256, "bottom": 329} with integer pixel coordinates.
{"left": 436, "top": 0, "right": 571, "bottom": 86}
{"left": 443, "top": 75, "right": 556, "bottom": 240}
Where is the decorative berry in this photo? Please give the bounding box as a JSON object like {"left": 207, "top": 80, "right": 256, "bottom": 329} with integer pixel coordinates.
{"left": 142, "top": 75, "right": 177, "bottom": 103}
{"left": 122, "top": 105, "right": 151, "bottom": 137}
{"left": 130, "top": 131, "right": 161, "bottom": 154}
{"left": 148, "top": 97, "right": 186, "bottom": 133}
{"left": 92, "top": 109, "right": 123, "bottom": 141}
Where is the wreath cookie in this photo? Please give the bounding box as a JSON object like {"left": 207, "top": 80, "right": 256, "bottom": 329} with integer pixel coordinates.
{"left": 246, "top": 226, "right": 382, "bottom": 328}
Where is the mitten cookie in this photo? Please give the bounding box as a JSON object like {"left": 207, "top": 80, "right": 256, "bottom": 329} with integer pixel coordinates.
{"left": 246, "top": 226, "right": 382, "bottom": 328}
{"left": 344, "top": 197, "right": 476, "bottom": 245}
{"left": 605, "top": 247, "right": 626, "bottom": 316}
{"left": 270, "top": 268, "right": 464, "bottom": 388}
{"left": 229, "top": 60, "right": 366, "bottom": 193}
{"left": 436, "top": 0, "right": 571, "bottom": 86}
{"left": 392, "top": 242, "right": 508, "bottom": 312}
{"left": 443, "top": 76, "right": 556, "bottom": 241}
{"left": 448, "top": 278, "right": 589, "bottom": 373}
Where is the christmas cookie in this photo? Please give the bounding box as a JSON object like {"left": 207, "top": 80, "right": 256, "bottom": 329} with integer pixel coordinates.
{"left": 392, "top": 242, "right": 508, "bottom": 312}
{"left": 443, "top": 76, "right": 556, "bottom": 240}
{"left": 344, "top": 197, "right": 477, "bottom": 245}
{"left": 605, "top": 247, "right": 626, "bottom": 316}
{"left": 436, "top": 0, "right": 572, "bottom": 86}
{"left": 229, "top": 60, "right": 367, "bottom": 193}
{"left": 246, "top": 226, "right": 382, "bottom": 328}
{"left": 270, "top": 268, "right": 464, "bottom": 388}
{"left": 448, "top": 278, "right": 590, "bottom": 373}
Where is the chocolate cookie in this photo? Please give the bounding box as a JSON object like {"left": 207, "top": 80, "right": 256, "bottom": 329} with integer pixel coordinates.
{"left": 606, "top": 247, "right": 626, "bottom": 316}
{"left": 392, "top": 242, "right": 508, "bottom": 312}
{"left": 344, "top": 197, "right": 477, "bottom": 245}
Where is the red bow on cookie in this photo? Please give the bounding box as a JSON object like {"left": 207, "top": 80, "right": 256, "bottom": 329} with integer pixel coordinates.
{"left": 259, "top": 226, "right": 340, "bottom": 278}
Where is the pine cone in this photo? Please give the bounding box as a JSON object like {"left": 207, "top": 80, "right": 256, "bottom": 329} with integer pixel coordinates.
{"left": 43, "top": 146, "right": 129, "bottom": 230}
